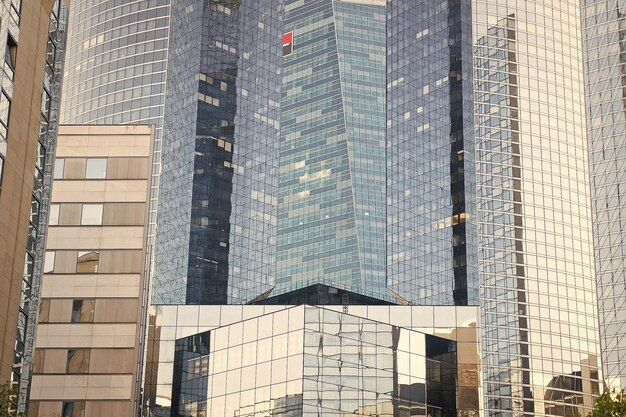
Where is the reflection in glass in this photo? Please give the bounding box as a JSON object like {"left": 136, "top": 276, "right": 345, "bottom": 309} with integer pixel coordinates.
{"left": 76, "top": 251, "right": 99, "bottom": 273}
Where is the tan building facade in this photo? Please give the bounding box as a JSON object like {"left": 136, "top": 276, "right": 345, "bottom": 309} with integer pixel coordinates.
{"left": 0, "top": 0, "right": 68, "bottom": 396}
{"left": 29, "top": 125, "right": 153, "bottom": 417}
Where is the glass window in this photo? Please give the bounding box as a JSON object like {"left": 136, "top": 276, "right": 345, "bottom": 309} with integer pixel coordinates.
{"left": 46, "top": 39, "right": 56, "bottom": 68}
{"left": 0, "top": 91, "right": 11, "bottom": 138}
{"left": 30, "top": 198, "right": 40, "bottom": 226}
{"left": 41, "top": 89, "right": 51, "bottom": 120}
{"left": 62, "top": 401, "right": 85, "bottom": 417}
{"left": 53, "top": 158, "right": 64, "bottom": 179}
{"left": 85, "top": 158, "right": 107, "bottom": 179}
{"left": 76, "top": 251, "right": 99, "bottom": 273}
{"left": 36, "top": 141, "right": 45, "bottom": 172}
{"left": 4, "top": 34, "right": 17, "bottom": 80}
{"left": 81, "top": 204, "right": 103, "bottom": 225}
{"left": 44, "top": 251, "right": 55, "bottom": 273}
{"left": 49, "top": 204, "right": 60, "bottom": 226}
{"left": 66, "top": 349, "right": 90, "bottom": 373}
{"left": 0, "top": 154, "right": 4, "bottom": 191}
{"left": 71, "top": 299, "right": 94, "bottom": 323}
{"left": 38, "top": 299, "right": 50, "bottom": 323}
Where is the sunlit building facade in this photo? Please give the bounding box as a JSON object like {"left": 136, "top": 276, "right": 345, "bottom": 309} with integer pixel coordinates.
{"left": 60, "top": 0, "right": 170, "bottom": 243}
{"left": 582, "top": 0, "right": 626, "bottom": 392}
{"left": 59, "top": 0, "right": 604, "bottom": 416}
{"left": 0, "top": 0, "right": 68, "bottom": 412}
{"left": 29, "top": 124, "right": 154, "bottom": 417}
{"left": 145, "top": 305, "right": 481, "bottom": 417}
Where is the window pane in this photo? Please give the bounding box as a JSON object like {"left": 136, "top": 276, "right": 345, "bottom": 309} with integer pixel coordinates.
{"left": 85, "top": 158, "right": 107, "bottom": 179}
{"left": 76, "top": 251, "right": 99, "bottom": 273}
{"left": 0, "top": 155, "right": 4, "bottom": 190}
{"left": 44, "top": 251, "right": 55, "bottom": 273}
{"left": 71, "top": 300, "right": 94, "bottom": 323}
{"left": 53, "top": 158, "right": 64, "bottom": 179}
{"left": 66, "top": 349, "right": 90, "bottom": 373}
{"left": 62, "top": 402, "right": 74, "bottom": 417}
{"left": 49, "top": 204, "right": 60, "bottom": 226}
{"left": 0, "top": 91, "right": 10, "bottom": 138}
{"left": 36, "top": 142, "right": 45, "bottom": 172}
{"left": 81, "top": 204, "right": 103, "bottom": 225}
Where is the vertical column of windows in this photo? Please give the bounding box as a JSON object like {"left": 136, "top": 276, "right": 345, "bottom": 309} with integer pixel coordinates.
{"left": 16, "top": 1, "right": 67, "bottom": 410}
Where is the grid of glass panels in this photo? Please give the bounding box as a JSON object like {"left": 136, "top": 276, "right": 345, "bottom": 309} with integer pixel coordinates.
{"left": 60, "top": 0, "right": 170, "bottom": 244}
{"left": 386, "top": 0, "right": 478, "bottom": 306}
{"left": 152, "top": 0, "right": 282, "bottom": 304}
{"left": 581, "top": 0, "right": 626, "bottom": 391}
{"left": 472, "top": 1, "right": 602, "bottom": 414}
{"left": 167, "top": 306, "right": 461, "bottom": 417}
{"left": 144, "top": 305, "right": 481, "bottom": 416}
{"left": 276, "top": 0, "right": 388, "bottom": 301}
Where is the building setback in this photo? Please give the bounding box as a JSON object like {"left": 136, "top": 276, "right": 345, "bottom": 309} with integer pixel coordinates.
{"left": 28, "top": 125, "right": 153, "bottom": 417}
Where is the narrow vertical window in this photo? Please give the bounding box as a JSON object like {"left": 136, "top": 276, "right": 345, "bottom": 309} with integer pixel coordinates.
{"left": 283, "top": 32, "right": 293, "bottom": 56}
{"left": 0, "top": 91, "right": 11, "bottom": 138}
{"left": 53, "top": 158, "right": 65, "bottom": 179}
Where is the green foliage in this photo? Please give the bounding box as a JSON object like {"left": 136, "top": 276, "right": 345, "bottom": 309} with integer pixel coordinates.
{"left": 589, "top": 389, "right": 626, "bottom": 417}
{"left": 0, "top": 382, "right": 24, "bottom": 417}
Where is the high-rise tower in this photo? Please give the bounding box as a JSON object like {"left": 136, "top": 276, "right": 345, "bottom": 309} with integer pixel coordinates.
{"left": 60, "top": 0, "right": 170, "bottom": 244}
{"left": 56, "top": 0, "right": 605, "bottom": 416}
{"left": 582, "top": 0, "right": 626, "bottom": 391}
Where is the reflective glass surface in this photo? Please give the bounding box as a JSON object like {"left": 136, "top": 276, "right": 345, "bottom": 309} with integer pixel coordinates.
{"left": 146, "top": 305, "right": 480, "bottom": 417}
{"left": 582, "top": 0, "right": 626, "bottom": 391}
{"left": 153, "top": 0, "right": 282, "bottom": 304}
{"left": 472, "top": 1, "right": 602, "bottom": 414}
{"left": 386, "top": 0, "right": 478, "bottom": 306}
{"left": 61, "top": 0, "right": 170, "bottom": 242}
{"left": 276, "top": 0, "right": 388, "bottom": 300}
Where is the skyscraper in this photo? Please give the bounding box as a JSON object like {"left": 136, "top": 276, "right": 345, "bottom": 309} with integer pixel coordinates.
{"left": 582, "top": 0, "right": 626, "bottom": 391}
{"left": 0, "top": 0, "right": 68, "bottom": 410}
{"left": 60, "top": 0, "right": 170, "bottom": 244}
{"left": 57, "top": 0, "right": 605, "bottom": 416}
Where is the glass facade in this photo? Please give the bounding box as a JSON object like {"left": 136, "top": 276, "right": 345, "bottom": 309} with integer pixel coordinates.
{"left": 386, "top": 0, "right": 478, "bottom": 306}
{"left": 473, "top": 0, "right": 601, "bottom": 414}
{"left": 50, "top": 0, "right": 606, "bottom": 415}
{"left": 60, "top": 0, "right": 170, "bottom": 243}
{"left": 144, "top": 305, "right": 481, "bottom": 417}
{"left": 276, "top": 0, "right": 388, "bottom": 299}
{"left": 153, "top": 0, "right": 283, "bottom": 304}
{"left": 582, "top": 0, "right": 626, "bottom": 391}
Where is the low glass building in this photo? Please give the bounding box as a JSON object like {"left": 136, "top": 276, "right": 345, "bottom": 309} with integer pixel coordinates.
{"left": 144, "top": 304, "right": 481, "bottom": 417}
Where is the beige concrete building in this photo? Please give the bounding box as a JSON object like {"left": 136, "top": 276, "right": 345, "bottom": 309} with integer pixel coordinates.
{"left": 29, "top": 125, "right": 153, "bottom": 417}
{"left": 0, "top": 0, "right": 68, "bottom": 397}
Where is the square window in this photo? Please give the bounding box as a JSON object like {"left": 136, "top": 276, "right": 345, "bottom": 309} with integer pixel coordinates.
{"left": 71, "top": 299, "right": 94, "bottom": 323}
{"left": 76, "top": 251, "right": 99, "bottom": 273}
{"left": 62, "top": 401, "right": 85, "bottom": 417}
{"left": 81, "top": 204, "right": 103, "bottom": 225}
{"left": 66, "top": 349, "right": 90, "bottom": 373}
{"left": 85, "top": 158, "right": 107, "bottom": 179}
